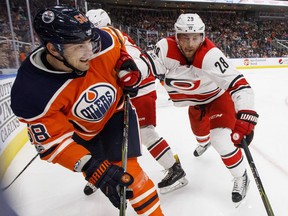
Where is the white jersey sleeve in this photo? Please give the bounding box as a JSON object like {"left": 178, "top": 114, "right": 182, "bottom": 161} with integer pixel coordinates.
{"left": 201, "top": 47, "right": 255, "bottom": 112}
{"left": 149, "top": 38, "right": 169, "bottom": 77}
{"left": 123, "top": 39, "right": 151, "bottom": 80}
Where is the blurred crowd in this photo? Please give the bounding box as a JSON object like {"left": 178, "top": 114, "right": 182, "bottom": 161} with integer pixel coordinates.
{"left": 0, "top": 3, "right": 33, "bottom": 70}
{"left": 0, "top": 2, "right": 288, "bottom": 69}
{"left": 108, "top": 8, "right": 288, "bottom": 58}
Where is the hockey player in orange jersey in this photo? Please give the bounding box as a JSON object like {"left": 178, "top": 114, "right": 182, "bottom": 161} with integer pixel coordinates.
{"left": 86, "top": 8, "right": 188, "bottom": 194}
{"left": 10, "top": 5, "right": 164, "bottom": 215}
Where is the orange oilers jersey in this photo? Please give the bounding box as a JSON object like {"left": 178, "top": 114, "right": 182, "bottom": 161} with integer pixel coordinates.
{"left": 11, "top": 28, "right": 128, "bottom": 170}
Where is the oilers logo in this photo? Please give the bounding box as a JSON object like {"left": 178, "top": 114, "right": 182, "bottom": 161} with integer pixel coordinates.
{"left": 74, "top": 83, "right": 116, "bottom": 121}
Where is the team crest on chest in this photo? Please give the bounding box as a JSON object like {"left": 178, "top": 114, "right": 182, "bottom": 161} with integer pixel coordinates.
{"left": 74, "top": 83, "right": 116, "bottom": 121}
{"left": 165, "top": 78, "right": 200, "bottom": 90}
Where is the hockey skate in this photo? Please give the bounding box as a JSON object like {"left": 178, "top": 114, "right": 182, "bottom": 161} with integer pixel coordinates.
{"left": 83, "top": 182, "right": 97, "bottom": 196}
{"left": 232, "top": 170, "right": 250, "bottom": 207}
{"left": 193, "top": 142, "right": 211, "bottom": 157}
{"left": 158, "top": 156, "right": 188, "bottom": 194}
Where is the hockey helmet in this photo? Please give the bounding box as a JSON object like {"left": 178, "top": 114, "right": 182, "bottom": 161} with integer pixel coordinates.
{"left": 86, "top": 9, "right": 111, "bottom": 28}
{"left": 174, "top": 13, "right": 205, "bottom": 35}
{"left": 33, "top": 5, "right": 95, "bottom": 45}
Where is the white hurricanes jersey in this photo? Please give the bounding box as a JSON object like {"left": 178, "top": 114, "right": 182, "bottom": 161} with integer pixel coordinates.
{"left": 125, "top": 42, "right": 156, "bottom": 98}
{"left": 124, "top": 38, "right": 156, "bottom": 98}
{"left": 150, "top": 36, "right": 255, "bottom": 111}
{"left": 101, "top": 26, "right": 156, "bottom": 98}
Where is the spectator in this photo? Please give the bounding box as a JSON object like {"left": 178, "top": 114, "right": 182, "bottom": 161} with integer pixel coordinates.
{"left": 19, "top": 45, "right": 31, "bottom": 63}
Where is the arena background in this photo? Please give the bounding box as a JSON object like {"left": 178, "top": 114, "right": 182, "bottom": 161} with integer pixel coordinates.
{"left": 0, "top": 1, "right": 288, "bottom": 215}
{"left": 0, "top": 0, "right": 287, "bottom": 191}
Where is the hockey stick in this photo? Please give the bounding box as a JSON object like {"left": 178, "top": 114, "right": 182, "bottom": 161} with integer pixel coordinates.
{"left": 1, "top": 153, "right": 39, "bottom": 191}
{"left": 119, "top": 95, "right": 130, "bottom": 216}
{"left": 242, "top": 139, "right": 274, "bottom": 216}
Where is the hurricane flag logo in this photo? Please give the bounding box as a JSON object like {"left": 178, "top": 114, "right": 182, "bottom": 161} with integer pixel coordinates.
{"left": 74, "top": 83, "right": 116, "bottom": 121}
{"left": 165, "top": 78, "right": 200, "bottom": 91}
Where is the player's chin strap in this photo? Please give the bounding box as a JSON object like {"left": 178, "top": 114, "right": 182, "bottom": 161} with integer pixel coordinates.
{"left": 47, "top": 44, "right": 86, "bottom": 76}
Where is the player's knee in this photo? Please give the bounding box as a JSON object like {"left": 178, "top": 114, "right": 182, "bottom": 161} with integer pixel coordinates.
{"left": 210, "top": 128, "right": 235, "bottom": 154}
{"left": 115, "top": 158, "right": 148, "bottom": 191}
{"left": 129, "top": 158, "right": 148, "bottom": 191}
{"left": 140, "top": 125, "right": 160, "bottom": 147}
{"left": 130, "top": 169, "right": 149, "bottom": 192}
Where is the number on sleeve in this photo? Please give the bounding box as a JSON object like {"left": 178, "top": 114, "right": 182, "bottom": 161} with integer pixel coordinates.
{"left": 214, "top": 57, "right": 229, "bottom": 73}
{"left": 27, "top": 123, "right": 50, "bottom": 143}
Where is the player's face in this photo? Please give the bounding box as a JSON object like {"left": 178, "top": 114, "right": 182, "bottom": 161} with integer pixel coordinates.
{"left": 177, "top": 33, "right": 203, "bottom": 59}
{"left": 62, "top": 40, "right": 93, "bottom": 71}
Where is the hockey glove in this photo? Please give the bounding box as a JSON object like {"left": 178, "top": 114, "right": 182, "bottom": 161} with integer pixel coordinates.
{"left": 82, "top": 158, "right": 134, "bottom": 209}
{"left": 115, "top": 49, "right": 141, "bottom": 97}
{"left": 231, "top": 110, "right": 259, "bottom": 148}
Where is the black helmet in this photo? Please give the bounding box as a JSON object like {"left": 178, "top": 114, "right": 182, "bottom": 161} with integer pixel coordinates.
{"left": 33, "top": 5, "right": 94, "bottom": 44}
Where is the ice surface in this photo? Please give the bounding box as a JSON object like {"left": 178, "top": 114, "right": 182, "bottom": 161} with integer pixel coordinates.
{"left": 2, "top": 68, "right": 288, "bottom": 216}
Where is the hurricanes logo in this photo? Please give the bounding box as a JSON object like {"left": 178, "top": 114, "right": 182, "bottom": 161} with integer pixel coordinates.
{"left": 74, "top": 83, "right": 116, "bottom": 121}
{"left": 165, "top": 78, "right": 200, "bottom": 90}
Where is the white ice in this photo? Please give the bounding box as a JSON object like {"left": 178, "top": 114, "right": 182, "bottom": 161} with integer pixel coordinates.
{"left": 2, "top": 68, "right": 288, "bottom": 216}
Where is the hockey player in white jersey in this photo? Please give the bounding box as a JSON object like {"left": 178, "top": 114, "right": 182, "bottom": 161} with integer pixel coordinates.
{"left": 85, "top": 8, "right": 188, "bottom": 194}
{"left": 150, "top": 13, "right": 259, "bottom": 205}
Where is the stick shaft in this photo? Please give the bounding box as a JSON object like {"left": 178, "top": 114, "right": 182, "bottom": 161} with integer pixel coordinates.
{"left": 119, "top": 95, "right": 130, "bottom": 216}
{"left": 1, "top": 153, "right": 39, "bottom": 191}
{"left": 242, "top": 140, "right": 274, "bottom": 216}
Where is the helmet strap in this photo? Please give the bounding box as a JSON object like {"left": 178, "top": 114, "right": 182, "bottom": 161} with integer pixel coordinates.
{"left": 46, "top": 43, "right": 86, "bottom": 76}
{"left": 61, "top": 56, "right": 86, "bottom": 76}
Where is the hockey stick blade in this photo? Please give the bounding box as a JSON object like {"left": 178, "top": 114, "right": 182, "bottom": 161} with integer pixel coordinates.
{"left": 1, "top": 153, "right": 39, "bottom": 191}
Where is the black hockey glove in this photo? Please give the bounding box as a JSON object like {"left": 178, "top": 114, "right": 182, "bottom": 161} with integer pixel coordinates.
{"left": 82, "top": 158, "right": 134, "bottom": 209}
